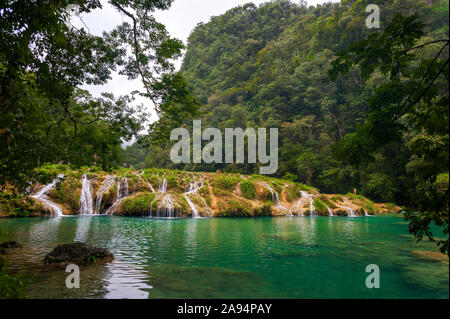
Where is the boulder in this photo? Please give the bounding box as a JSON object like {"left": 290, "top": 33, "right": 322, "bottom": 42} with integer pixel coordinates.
{"left": 0, "top": 241, "right": 23, "bottom": 249}
{"left": 44, "top": 243, "right": 113, "bottom": 265}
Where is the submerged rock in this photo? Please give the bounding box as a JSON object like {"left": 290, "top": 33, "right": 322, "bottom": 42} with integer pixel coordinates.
{"left": 0, "top": 241, "right": 23, "bottom": 249}
{"left": 412, "top": 251, "right": 449, "bottom": 263}
{"left": 44, "top": 243, "right": 113, "bottom": 265}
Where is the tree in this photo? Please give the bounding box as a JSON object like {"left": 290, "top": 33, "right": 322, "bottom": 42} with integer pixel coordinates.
{"left": 0, "top": 0, "right": 199, "bottom": 189}
{"left": 330, "top": 14, "right": 449, "bottom": 254}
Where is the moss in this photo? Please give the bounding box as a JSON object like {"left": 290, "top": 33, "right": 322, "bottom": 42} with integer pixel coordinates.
{"left": 121, "top": 193, "right": 155, "bottom": 216}
{"left": 285, "top": 186, "right": 300, "bottom": 202}
{"left": 319, "top": 195, "right": 337, "bottom": 209}
{"left": 215, "top": 175, "right": 242, "bottom": 191}
{"left": 254, "top": 202, "right": 272, "bottom": 216}
{"left": 213, "top": 188, "right": 232, "bottom": 197}
{"left": 217, "top": 199, "right": 252, "bottom": 217}
{"left": 346, "top": 193, "right": 379, "bottom": 214}
{"left": 240, "top": 180, "right": 256, "bottom": 199}
{"left": 386, "top": 202, "right": 396, "bottom": 210}
{"left": 313, "top": 197, "right": 328, "bottom": 215}
{"left": 199, "top": 187, "right": 212, "bottom": 206}
{"left": 52, "top": 177, "right": 81, "bottom": 212}
{"left": 331, "top": 195, "right": 343, "bottom": 202}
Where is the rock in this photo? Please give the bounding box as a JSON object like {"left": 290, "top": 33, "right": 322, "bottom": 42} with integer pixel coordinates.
{"left": 0, "top": 241, "right": 23, "bottom": 249}
{"left": 0, "top": 255, "right": 4, "bottom": 269}
{"left": 44, "top": 243, "right": 114, "bottom": 265}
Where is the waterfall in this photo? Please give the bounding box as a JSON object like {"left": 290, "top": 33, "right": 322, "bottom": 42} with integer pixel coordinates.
{"left": 343, "top": 200, "right": 356, "bottom": 217}
{"left": 309, "top": 196, "right": 317, "bottom": 216}
{"left": 105, "top": 177, "right": 129, "bottom": 215}
{"left": 157, "top": 194, "right": 175, "bottom": 218}
{"left": 79, "top": 174, "right": 94, "bottom": 215}
{"left": 158, "top": 178, "right": 168, "bottom": 193}
{"left": 263, "top": 183, "right": 291, "bottom": 215}
{"left": 185, "top": 196, "right": 199, "bottom": 218}
{"left": 364, "top": 209, "right": 369, "bottom": 217}
{"left": 327, "top": 206, "right": 334, "bottom": 216}
{"left": 149, "top": 198, "right": 156, "bottom": 217}
{"left": 263, "top": 183, "right": 279, "bottom": 205}
{"left": 31, "top": 174, "right": 65, "bottom": 217}
{"left": 95, "top": 175, "right": 115, "bottom": 214}
{"left": 300, "top": 191, "right": 316, "bottom": 216}
{"left": 123, "top": 177, "right": 129, "bottom": 197}
{"left": 183, "top": 179, "right": 203, "bottom": 218}
{"left": 147, "top": 182, "right": 155, "bottom": 193}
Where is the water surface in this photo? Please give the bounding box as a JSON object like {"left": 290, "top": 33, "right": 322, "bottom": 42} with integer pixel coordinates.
{"left": 0, "top": 216, "right": 448, "bottom": 299}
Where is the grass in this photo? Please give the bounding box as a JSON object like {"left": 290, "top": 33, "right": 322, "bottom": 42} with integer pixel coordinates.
{"left": 319, "top": 195, "right": 337, "bottom": 209}
{"left": 346, "top": 193, "right": 378, "bottom": 214}
{"left": 215, "top": 175, "right": 243, "bottom": 191}
{"left": 313, "top": 197, "right": 328, "bottom": 215}
{"left": 240, "top": 180, "right": 256, "bottom": 199}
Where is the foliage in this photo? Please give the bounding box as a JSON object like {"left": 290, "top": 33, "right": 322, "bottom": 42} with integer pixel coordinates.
{"left": 331, "top": 11, "right": 449, "bottom": 253}
{"left": 215, "top": 175, "right": 242, "bottom": 191}
{"left": 313, "top": 197, "right": 328, "bottom": 215}
{"left": 240, "top": 180, "right": 257, "bottom": 199}
{"left": 0, "top": 0, "right": 198, "bottom": 190}
{"left": 121, "top": 193, "right": 155, "bottom": 215}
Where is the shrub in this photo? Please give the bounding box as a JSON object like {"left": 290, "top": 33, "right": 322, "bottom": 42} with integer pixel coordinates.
{"left": 254, "top": 202, "right": 272, "bottom": 216}
{"left": 282, "top": 173, "right": 297, "bottom": 182}
{"left": 319, "top": 195, "right": 337, "bottom": 209}
{"left": 121, "top": 193, "right": 155, "bottom": 215}
{"left": 240, "top": 180, "right": 256, "bottom": 199}
{"left": 313, "top": 197, "right": 328, "bottom": 215}
{"left": 216, "top": 175, "right": 242, "bottom": 190}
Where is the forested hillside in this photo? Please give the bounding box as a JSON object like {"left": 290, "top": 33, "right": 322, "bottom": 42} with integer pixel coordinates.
{"left": 128, "top": 0, "right": 448, "bottom": 210}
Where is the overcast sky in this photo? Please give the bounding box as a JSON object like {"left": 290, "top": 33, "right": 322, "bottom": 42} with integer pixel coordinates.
{"left": 72, "top": 0, "right": 338, "bottom": 141}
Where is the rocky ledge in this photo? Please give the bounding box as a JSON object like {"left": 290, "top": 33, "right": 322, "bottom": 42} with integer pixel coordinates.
{"left": 2, "top": 165, "right": 402, "bottom": 218}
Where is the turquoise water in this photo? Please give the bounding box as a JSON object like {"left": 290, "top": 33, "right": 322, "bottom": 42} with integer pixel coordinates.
{"left": 0, "top": 216, "right": 448, "bottom": 299}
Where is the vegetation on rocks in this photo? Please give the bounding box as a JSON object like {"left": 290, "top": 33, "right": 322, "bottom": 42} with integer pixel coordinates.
{"left": 44, "top": 243, "right": 113, "bottom": 265}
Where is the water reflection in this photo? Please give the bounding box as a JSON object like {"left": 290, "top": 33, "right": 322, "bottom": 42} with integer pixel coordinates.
{"left": 74, "top": 216, "right": 93, "bottom": 242}
{"left": 104, "top": 261, "right": 151, "bottom": 299}
{"left": 0, "top": 216, "right": 447, "bottom": 299}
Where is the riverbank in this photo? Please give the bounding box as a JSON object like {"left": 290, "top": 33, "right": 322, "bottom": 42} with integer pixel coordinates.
{"left": 0, "top": 164, "right": 402, "bottom": 218}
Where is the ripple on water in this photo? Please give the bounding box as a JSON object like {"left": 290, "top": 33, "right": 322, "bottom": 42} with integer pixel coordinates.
{"left": 0, "top": 216, "right": 448, "bottom": 299}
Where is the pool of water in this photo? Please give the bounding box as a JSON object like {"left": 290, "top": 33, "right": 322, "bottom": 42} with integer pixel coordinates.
{"left": 0, "top": 216, "right": 448, "bottom": 299}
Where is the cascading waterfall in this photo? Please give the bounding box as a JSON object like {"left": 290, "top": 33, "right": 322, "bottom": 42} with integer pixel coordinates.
{"left": 31, "top": 174, "right": 65, "bottom": 217}
{"left": 184, "top": 179, "right": 204, "bottom": 218}
{"left": 79, "top": 174, "right": 94, "bottom": 215}
{"left": 157, "top": 194, "right": 175, "bottom": 218}
{"left": 105, "top": 177, "right": 129, "bottom": 215}
{"left": 95, "top": 175, "right": 115, "bottom": 214}
{"left": 300, "top": 191, "right": 316, "bottom": 216}
{"left": 158, "top": 177, "right": 168, "bottom": 193}
{"left": 147, "top": 182, "right": 155, "bottom": 193}
{"left": 327, "top": 206, "right": 334, "bottom": 216}
{"left": 264, "top": 183, "right": 292, "bottom": 215}
{"left": 343, "top": 200, "right": 356, "bottom": 217}
{"left": 309, "top": 195, "right": 317, "bottom": 216}
{"left": 364, "top": 209, "right": 369, "bottom": 217}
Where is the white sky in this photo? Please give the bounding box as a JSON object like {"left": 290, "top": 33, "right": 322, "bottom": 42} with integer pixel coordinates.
{"left": 71, "top": 0, "right": 338, "bottom": 143}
